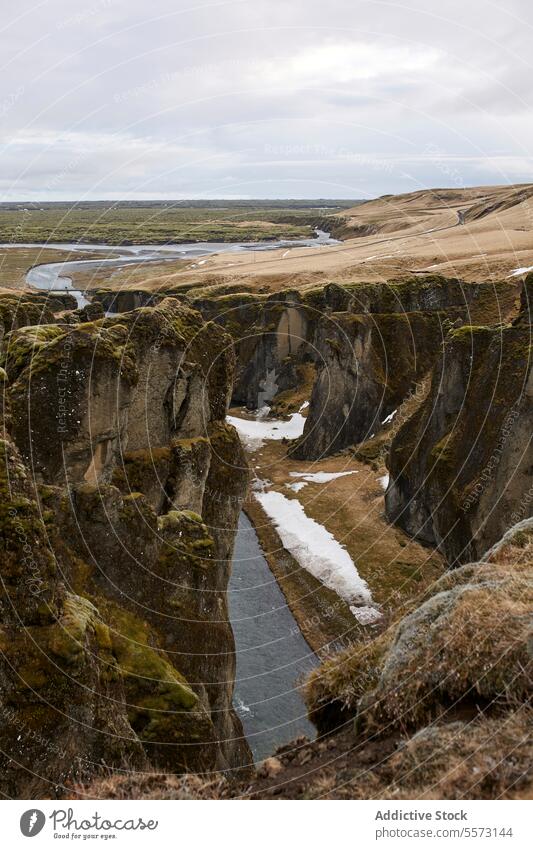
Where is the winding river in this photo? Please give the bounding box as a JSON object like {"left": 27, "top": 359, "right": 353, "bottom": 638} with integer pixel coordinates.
{"left": 5, "top": 229, "right": 336, "bottom": 308}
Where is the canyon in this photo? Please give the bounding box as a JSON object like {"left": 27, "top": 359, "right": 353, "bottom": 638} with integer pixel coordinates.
{"left": 0, "top": 186, "right": 531, "bottom": 800}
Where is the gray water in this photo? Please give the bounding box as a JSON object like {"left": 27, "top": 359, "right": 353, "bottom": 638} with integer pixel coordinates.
{"left": 9, "top": 229, "right": 337, "bottom": 308}
{"left": 229, "top": 512, "right": 317, "bottom": 761}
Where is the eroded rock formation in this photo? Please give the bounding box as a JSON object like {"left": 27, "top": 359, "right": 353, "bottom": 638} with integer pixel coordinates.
{"left": 192, "top": 289, "right": 315, "bottom": 409}
{"left": 293, "top": 277, "right": 517, "bottom": 460}
{"left": 0, "top": 295, "right": 251, "bottom": 797}
{"left": 385, "top": 276, "right": 532, "bottom": 563}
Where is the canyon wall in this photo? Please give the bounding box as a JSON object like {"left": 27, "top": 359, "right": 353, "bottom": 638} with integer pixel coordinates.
{"left": 386, "top": 276, "right": 532, "bottom": 563}
{"left": 293, "top": 277, "right": 517, "bottom": 460}
{"left": 0, "top": 295, "right": 251, "bottom": 797}
{"left": 192, "top": 289, "right": 316, "bottom": 409}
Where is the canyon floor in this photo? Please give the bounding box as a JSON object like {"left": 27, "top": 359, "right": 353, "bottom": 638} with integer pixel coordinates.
{"left": 228, "top": 404, "right": 443, "bottom": 653}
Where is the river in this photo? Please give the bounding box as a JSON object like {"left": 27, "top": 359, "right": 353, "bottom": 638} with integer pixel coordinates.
{"left": 5, "top": 230, "right": 336, "bottom": 308}
{"left": 229, "top": 512, "right": 317, "bottom": 762}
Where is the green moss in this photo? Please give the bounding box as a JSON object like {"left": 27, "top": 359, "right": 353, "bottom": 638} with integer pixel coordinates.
{"left": 157, "top": 510, "right": 214, "bottom": 568}
{"left": 450, "top": 324, "right": 494, "bottom": 339}
{"left": 102, "top": 603, "right": 203, "bottom": 751}
{"left": 47, "top": 594, "right": 99, "bottom": 664}
{"left": 170, "top": 436, "right": 209, "bottom": 452}
{"left": 325, "top": 337, "right": 342, "bottom": 353}
{"left": 2, "top": 324, "right": 66, "bottom": 380}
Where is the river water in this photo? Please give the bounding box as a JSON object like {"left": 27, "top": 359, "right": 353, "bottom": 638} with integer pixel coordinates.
{"left": 5, "top": 230, "right": 336, "bottom": 307}
{"left": 229, "top": 512, "right": 317, "bottom": 762}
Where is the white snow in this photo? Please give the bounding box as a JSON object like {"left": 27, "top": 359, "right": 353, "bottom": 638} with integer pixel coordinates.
{"left": 254, "top": 489, "right": 372, "bottom": 606}
{"left": 381, "top": 409, "right": 397, "bottom": 425}
{"left": 299, "top": 400, "right": 310, "bottom": 411}
{"left": 362, "top": 254, "right": 394, "bottom": 262}
{"left": 351, "top": 605, "right": 382, "bottom": 624}
{"left": 286, "top": 470, "right": 358, "bottom": 492}
{"left": 509, "top": 266, "right": 533, "bottom": 277}
{"left": 286, "top": 481, "right": 307, "bottom": 493}
{"left": 378, "top": 474, "right": 390, "bottom": 491}
{"left": 289, "top": 470, "right": 357, "bottom": 484}
{"left": 228, "top": 412, "right": 306, "bottom": 450}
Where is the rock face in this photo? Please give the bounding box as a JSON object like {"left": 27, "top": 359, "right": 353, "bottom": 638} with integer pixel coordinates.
{"left": 0, "top": 296, "right": 251, "bottom": 797}
{"left": 385, "top": 276, "right": 532, "bottom": 564}
{"left": 193, "top": 290, "right": 315, "bottom": 409}
{"left": 293, "top": 277, "right": 517, "bottom": 460}
{"left": 357, "top": 557, "right": 532, "bottom": 730}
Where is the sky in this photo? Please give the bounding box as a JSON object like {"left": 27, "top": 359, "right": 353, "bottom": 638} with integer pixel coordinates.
{"left": 1, "top": 0, "right": 532, "bottom": 200}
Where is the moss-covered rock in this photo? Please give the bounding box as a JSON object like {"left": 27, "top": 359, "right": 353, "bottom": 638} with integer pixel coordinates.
{"left": 357, "top": 563, "right": 532, "bottom": 731}
{"left": 0, "top": 294, "right": 252, "bottom": 795}
{"left": 0, "top": 295, "right": 56, "bottom": 351}
{"left": 294, "top": 309, "right": 452, "bottom": 459}
{"left": 305, "top": 535, "right": 532, "bottom": 741}
{"left": 386, "top": 317, "right": 532, "bottom": 563}
{"left": 106, "top": 604, "right": 220, "bottom": 772}
{"left": 0, "top": 437, "right": 57, "bottom": 622}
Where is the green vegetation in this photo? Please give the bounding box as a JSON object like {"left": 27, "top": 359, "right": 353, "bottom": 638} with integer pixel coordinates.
{"left": 0, "top": 199, "right": 357, "bottom": 245}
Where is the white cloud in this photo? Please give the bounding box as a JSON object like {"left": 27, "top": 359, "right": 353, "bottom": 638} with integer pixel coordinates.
{"left": 0, "top": 0, "right": 531, "bottom": 199}
{"left": 254, "top": 41, "right": 441, "bottom": 88}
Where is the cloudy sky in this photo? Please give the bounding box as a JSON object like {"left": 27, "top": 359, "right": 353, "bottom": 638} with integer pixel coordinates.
{"left": 1, "top": 0, "right": 532, "bottom": 200}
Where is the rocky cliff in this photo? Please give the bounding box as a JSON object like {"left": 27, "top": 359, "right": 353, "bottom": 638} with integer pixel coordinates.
{"left": 385, "top": 275, "right": 532, "bottom": 564}
{"left": 0, "top": 294, "right": 252, "bottom": 797}
{"left": 293, "top": 277, "right": 517, "bottom": 460}
{"left": 191, "top": 289, "right": 316, "bottom": 410}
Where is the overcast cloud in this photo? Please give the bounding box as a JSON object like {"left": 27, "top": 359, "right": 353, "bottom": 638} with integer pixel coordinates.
{"left": 1, "top": 0, "right": 532, "bottom": 199}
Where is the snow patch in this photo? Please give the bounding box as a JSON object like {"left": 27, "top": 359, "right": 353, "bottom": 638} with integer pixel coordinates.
{"left": 351, "top": 605, "right": 382, "bottom": 624}
{"left": 228, "top": 412, "right": 306, "bottom": 450}
{"left": 286, "top": 481, "right": 307, "bottom": 493}
{"left": 509, "top": 266, "right": 533, "bottom": 277}
{"left": 381, "top": 409, "right": 397, "bottom": 425}
{"left": 254, "top": 489, "right": 372, "bottom": 607}
{"left": 378, "top": 474, "right": 390, "bottom": 491}
{"left": 251, "top": 477, "right": 272, "bottom": 492}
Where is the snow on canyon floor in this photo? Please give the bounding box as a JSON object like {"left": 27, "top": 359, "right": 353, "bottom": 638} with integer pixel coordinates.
{"left": 228, "top": 405, "right": 444, "bottom": 643}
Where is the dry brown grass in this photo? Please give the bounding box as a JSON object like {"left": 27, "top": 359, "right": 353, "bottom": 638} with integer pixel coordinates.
{"left": 328, "top": 709, "right": 533, "bottom": 800}
{"left": 68, "top": 771, "right": 231, "bottom": 800}
{"left": 122, "top": 183, "right": 533, "bottom": 294}
{"left": 305, "top": 536, "right": 532, "bottom": 736}
{"left": 304, "top": 632, "right": 390, "bottom": 731}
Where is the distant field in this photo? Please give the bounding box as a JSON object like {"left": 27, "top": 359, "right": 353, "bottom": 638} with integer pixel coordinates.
{"left": 0, "top": 199, "right": 360, "bottom": 245}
